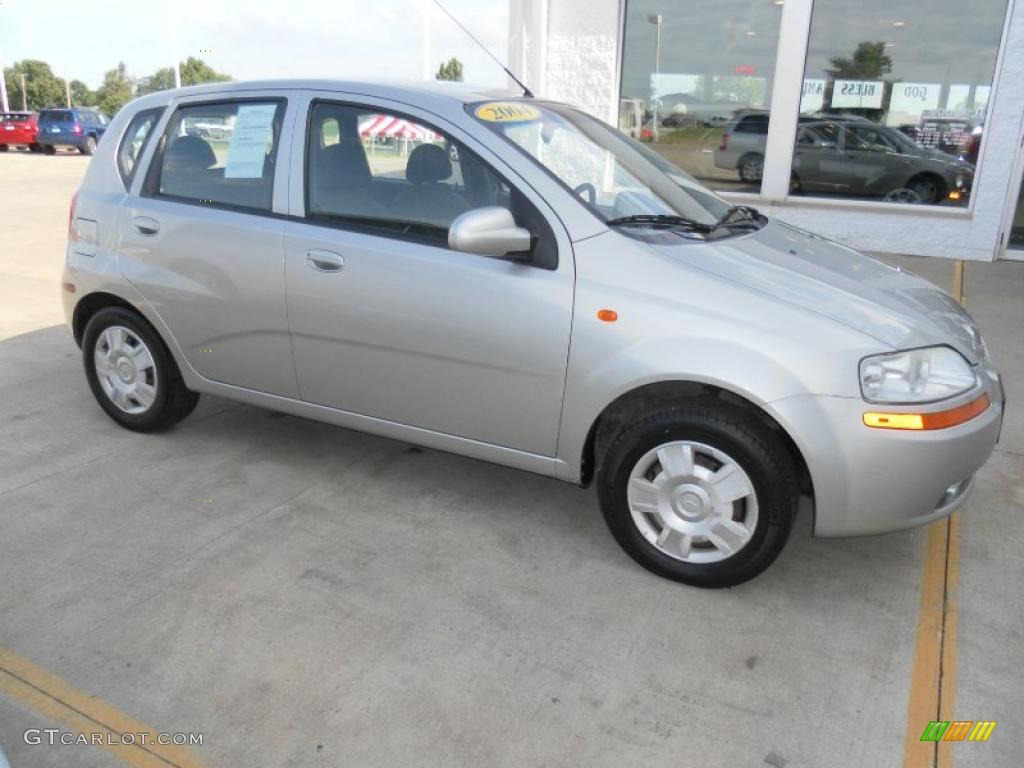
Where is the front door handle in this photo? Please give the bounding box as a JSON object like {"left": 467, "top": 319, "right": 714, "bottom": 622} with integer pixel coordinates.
{"left": 132, "top": 216, "right": 160, "bottom": 236}
{"left": 305, "top": 249, "right": 345, "bottom": 272}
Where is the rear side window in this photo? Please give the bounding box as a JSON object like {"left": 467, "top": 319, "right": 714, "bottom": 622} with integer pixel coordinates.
{"left": 148, "top": 99, "right": 285, "bottom": 212}
{"left": 118, "top": 107, "right": 164, "bottom": 189}
{"left": 40, "top": 110, "right": 73, "bottom": 122}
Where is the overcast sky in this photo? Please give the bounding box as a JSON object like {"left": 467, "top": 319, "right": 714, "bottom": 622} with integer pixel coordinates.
{"left": 0, "top": 0, "right": 509, "bottom": 89}
{"left": 622, "top": 0, "right": 1007, "bottom": 99}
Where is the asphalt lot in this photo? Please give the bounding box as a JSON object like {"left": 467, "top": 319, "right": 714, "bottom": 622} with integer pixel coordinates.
{"left": 0, "top": 150, "right": 1021, "bottom": 767}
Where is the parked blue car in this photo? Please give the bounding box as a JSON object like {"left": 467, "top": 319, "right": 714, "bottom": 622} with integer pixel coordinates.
{"left": 37, "top": 107, "right": 110, "bottom": 155}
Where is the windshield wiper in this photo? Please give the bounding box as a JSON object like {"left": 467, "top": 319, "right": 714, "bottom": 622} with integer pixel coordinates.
{"left": 712, "top": 205, "right": 763, "bottom": 232}
{"left": 605, "top": 214, "right": 714, "bottom": 233}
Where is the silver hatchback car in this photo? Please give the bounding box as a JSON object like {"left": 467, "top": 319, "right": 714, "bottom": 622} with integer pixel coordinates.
{"left": 63, "top": 80, "right": 1004, "bottom": 587}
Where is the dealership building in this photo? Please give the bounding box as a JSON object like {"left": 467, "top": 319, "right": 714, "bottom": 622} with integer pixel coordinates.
{"left": 508, "top": 0, "right": 1024, "bottom": 261}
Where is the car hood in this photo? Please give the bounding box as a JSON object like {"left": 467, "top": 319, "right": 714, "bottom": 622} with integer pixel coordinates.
{"left": 649, "top": 220, "right": 985, "bottom": 362}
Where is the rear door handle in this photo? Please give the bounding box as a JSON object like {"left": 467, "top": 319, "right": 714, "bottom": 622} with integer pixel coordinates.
{"left": 305, "top": 250, "right": 345, "bottom": 272}
{"left": 132, "top": 216, "right": 160, "bottom": 236}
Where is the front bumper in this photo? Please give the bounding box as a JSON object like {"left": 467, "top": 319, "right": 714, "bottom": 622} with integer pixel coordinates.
{"left": 768, "top": 361, "right": 1004, "bottom": 537}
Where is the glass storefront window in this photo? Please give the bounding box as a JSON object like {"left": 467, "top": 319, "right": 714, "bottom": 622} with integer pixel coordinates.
{"left": 794, "top": 0, "right": 1008, "bottom": 207}
{"left": 619, "top": 0, "right": 785, "bottom": 194}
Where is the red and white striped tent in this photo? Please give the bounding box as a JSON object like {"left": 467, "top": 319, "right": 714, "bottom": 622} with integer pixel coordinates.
{"left": 359, "top": 114, "right": 442, "bottom": 142}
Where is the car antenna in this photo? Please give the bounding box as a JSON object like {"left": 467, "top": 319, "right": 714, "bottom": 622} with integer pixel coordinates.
{"left": 430, "top": 0, "right": 535, "bottom": 98}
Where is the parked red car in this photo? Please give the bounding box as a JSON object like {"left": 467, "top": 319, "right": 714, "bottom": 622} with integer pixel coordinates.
{"left": 0, "top": 112, "right": 40, "bottom": 152}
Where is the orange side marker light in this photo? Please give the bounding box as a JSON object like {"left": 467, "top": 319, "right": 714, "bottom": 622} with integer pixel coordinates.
{"left": 863, "top": 393, "right": 990, "bottom": 430}
{"left": 597, "top": 309, "right": 618, "bottom": 323}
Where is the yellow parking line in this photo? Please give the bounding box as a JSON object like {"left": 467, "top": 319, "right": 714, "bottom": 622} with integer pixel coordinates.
{"left": 903, "top": 261, "right": 967, "bottom": 767}
{"left": 903, "top": 518, "right": 951, "bottom": 768}
{"left": 0, "top": 646, "right": 207, "bottom": 768}
{"left": 937, "top": 512, "right": 961, "bottom": 768}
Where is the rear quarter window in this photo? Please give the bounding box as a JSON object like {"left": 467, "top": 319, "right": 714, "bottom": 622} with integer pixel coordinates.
{"left": 118, "top": 108, "right": 165, "bottom": 189}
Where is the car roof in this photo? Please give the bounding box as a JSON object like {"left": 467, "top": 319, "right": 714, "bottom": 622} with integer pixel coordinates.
{"left": 129, "top": 79, "right": 520, "bottom": 109}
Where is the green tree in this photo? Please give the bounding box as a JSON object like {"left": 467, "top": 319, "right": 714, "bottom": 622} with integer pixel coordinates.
{"left": 826, "top": 41, "right": 893, "bottom": 80}
{"left": 136, "top": 57, "right": 230, "bottom": 95}
{"left": 824, "top": 41, "right": 893, "bottom": 120}
{"left": 95, "top": 62, "right": 134, "bottom": 117}
{"left": 69, "top": 80, "right": 97, "bottom": 107}
{"left": 3, "top": 60, "right": 65, "bottom": 111}
{"left": 435, "top": 57, "right": 464, "bottom": 82}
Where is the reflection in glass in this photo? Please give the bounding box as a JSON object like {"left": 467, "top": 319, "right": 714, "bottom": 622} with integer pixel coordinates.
{"left": 793, "top": 0, "right": 1008, "bottom": 207}
{"left": 1009, "top": 174, "right": 1024, "bottom": 251}
{"left": 619, "top": 0, "right": 784, "bottom": 194}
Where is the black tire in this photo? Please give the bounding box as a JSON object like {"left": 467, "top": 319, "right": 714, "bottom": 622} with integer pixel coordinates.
{"left": 82, "top": 307, "right": 200, "bottom": 432}
{"left": 907, "top": 174, "right": 945, "bottom": 205}
{"left": 29, "top": 143, "right": 42, "bottom": 153}
{"left": 737, "top": 153, "right": 764, "bottom": 184}
{"left": 597, "top": 401, "right": 798, "bottom": 588}
{"left": 43, "top": 144, "right": 56, "bottom": 155}
{"left": 0, "top": 144, "right": 8, "bottom": 152}
{"left": 80, "top": 136, "right": 97, "bottom": 155}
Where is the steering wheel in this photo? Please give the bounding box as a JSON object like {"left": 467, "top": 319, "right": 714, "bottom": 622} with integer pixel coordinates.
{"left": 573, "top": 182, "right": 597, "bottom": 206}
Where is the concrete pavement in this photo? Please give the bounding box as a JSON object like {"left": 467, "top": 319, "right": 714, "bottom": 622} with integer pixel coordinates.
{"left": 0, "top": 151, "right": 1021, "bottom": 767}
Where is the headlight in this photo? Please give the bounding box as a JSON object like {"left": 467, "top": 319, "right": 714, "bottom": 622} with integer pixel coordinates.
{"left": 860, "top": 346, "right": 977, "bottom": 404}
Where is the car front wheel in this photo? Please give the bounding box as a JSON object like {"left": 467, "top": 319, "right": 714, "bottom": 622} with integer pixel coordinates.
{"left": 83, "top": 307, "right": 199, "bottom": 432}
{"left": 597, "top": 402, "right": 798, "bottom": 587}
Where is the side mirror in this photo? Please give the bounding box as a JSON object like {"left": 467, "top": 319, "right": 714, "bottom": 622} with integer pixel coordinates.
{"left": 448, "top": 207, "right": 532, "bottom": 259}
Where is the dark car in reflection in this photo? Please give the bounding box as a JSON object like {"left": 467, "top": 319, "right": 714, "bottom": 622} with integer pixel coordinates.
{"left": 715, "top": 113, "right": 974, "bottom": 204}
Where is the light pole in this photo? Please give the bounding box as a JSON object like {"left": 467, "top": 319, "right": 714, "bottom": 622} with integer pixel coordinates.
{"left": 0, "top": 0, "right": 9, "bottom": 113}
{"left": 648, "top": 13, "right": 662, "bottom": 140}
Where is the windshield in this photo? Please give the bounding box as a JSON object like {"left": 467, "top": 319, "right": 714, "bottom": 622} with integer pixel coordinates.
{"left": 469, "top": 100, "right": 731, "bottom": 227}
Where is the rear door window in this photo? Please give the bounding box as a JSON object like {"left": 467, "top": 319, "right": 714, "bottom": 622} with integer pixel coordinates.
{"left": 118, "top": 108, "right": 165, "bottom": 189}
{"left": 147, "top": 99, "right": 285, "bottom": 212}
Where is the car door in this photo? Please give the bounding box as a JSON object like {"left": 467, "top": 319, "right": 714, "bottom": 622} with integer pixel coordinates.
{"left": 116, "top": 93, "right": 301, "bottom": 398}
{"left": 835, "top": 125, "right": 900, "bottom": 195}
{"left": 282, "top": 95, "right": 575, "bottom": 456}
{"left": 793, "top": 122, "right": 850, "bottom": 193}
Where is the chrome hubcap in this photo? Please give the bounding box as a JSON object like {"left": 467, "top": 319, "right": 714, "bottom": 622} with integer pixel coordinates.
{"left": 94, "top": 326, "right": 158, "bottom": 414}
{"left": 627, "top": 441, "right": 758, "bottom": 564}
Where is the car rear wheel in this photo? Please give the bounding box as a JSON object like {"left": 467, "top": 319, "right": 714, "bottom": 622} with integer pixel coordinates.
{"left": 29, "top": 143, "right": 42, "bottom": 153}
{"left": 80, "top": 136, "right": 97, "bottom": 155}
{"left": 597, "top": 402, "right": 798, "bottom": 587}
{"left": 83, "top": 307, "right": 200, "bottom": 432}
{"left": 0, "top": 144, "right": 8, "bottom": 152}
{"left": 43, "top": 144, "right": 56, "bottom": 155}
{"left": 738, "top": 153, "right": 764, "bottom": 184}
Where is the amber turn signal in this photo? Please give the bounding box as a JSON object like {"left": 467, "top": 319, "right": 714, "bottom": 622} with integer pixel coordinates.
{"left": 863, "top": 393, "right": 990, "bottom": 430}
{"left": 597, "top": 309, "right": 618, "bottom": 322}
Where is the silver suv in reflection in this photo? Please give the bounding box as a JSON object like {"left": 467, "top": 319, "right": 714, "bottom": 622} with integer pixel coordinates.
{"left": 715, "top": 112, "right": 974, "bottom": 203}
{"left": 63, "top": 81, "right": 1004, "bottom": 587}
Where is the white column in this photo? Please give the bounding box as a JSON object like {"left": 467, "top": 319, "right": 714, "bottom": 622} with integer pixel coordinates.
{"left": 760, "top": 0, "right": 813, "bottom": 201}
{"left": 508, "top": 0, "right": 546, "bottom": 96}
{"left": 422, "top": 0, "right": 433, "bottom": 80}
